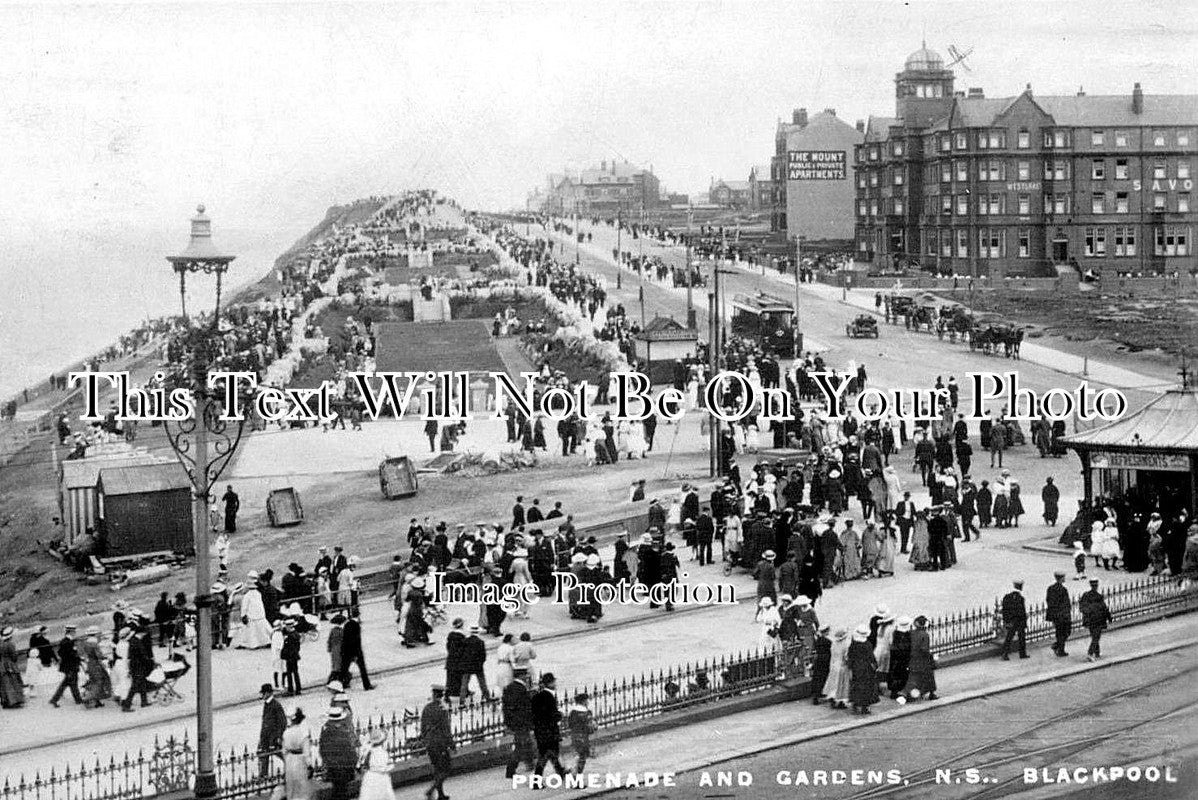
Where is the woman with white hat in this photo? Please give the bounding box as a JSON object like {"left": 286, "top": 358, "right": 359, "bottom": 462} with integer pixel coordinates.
{"left": 847, "top": 624, "right": 880, "bottom": 714}
{"left": 234, "top": 573, "right": 274, "bottom": 650}
{"left": 509, "top": 548, "right": 534, "bottom": 619}
{"left": 824, "top": 628, "right": 851, "bottom": 709}
{"left": 110, "top": 626, "right": 133, "bottom": 700}
{"left": 401, "top": 577, "right": 432, "bottom": 648}
{"left": 356, "top": 729, "right": 396, "bottom": 800}
{"left": 873, "top": 611, "right": 897, "bottom": 686}
{"left": 754, "top": 597, "right": 782, "bottom": 651}
{"left": 80, "top": 625, "right": 113, "bottom": 709}
{"left": 887, "top": 617, "right": 913, "bottom": 699}
{"left": 281, "top": 709, "right": 312, "bottom": 800}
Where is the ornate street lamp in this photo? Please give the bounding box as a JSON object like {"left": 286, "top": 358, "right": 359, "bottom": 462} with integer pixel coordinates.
{"left": 164, "top": 205, "right": 243, "bottom": 800}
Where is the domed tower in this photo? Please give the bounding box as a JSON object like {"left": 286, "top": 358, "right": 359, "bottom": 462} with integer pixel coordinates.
{"left": 894, "top": 41, "right": 955, "bottom": 127}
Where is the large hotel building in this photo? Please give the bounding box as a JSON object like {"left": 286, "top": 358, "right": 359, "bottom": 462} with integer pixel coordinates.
{"left": 854, "top": 45, "right": 1197, "bottom": 278}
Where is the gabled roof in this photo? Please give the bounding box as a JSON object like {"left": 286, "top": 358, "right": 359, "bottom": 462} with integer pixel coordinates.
{"left": 638, "top": 315, "right": 698, "bottom": 341}
{"left": 864, "top": 116, "right": 900, "bottom": 142}
{"left": 60, "top": 450, "right": 173, "bottom": 490}
{"left": 1037, "top": 94, "right": 1198, "bottom": 127}
{"left": 1061, "top": 389, "right": 1198, "bottom": 453}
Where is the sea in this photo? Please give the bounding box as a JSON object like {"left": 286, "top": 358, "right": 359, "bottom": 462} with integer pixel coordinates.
{"left": 0, "top": 220, "right": 305, "bottom": 401}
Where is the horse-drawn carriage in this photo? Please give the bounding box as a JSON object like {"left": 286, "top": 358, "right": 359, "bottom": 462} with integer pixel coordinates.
{"left": 845, "top": 314, "right": 879, "bottom": 339}
{"left": 967, "top": 313, "right": 1024, "bottom": 356}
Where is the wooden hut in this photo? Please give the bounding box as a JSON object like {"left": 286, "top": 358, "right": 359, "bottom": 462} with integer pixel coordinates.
{"left": 97, "top": 463, "right": 193, "bottom": 557}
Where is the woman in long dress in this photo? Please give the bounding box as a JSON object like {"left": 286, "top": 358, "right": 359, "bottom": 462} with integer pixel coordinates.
{"left": 887, "top": 618, "right": 912, "bottom": 699}
{"left": 281, "top": 710, "right": 312, "bottom": 800}
{"left": 110, "top": 627, "right": 132, "bottom": 700}
{"left": 847, "top": 626, "right": 880, "bottom": 714}
{"left": 80, "top": 626, "right": 112, "bottom": 708}
{"left": 840, "top": 523, "right": 862, "bottom": 580}
{"left": 0, "top": 627, "right": 24, "bottom": 709}
{"left": 402, "top": 578, "right": 432, "bottom": 647}
{"left": 494, "top": 634, "right": 516, "bottom": 690}
{"left": 860, "top": 523, "right": 880, "bottom": 577}
{"left": 901, "top": 616, "right": 937, "bottom": 701}
{"left": 873, "top": 614, "right": 896, "bottom": 685}
{"left": 235, "top": 578, "right": 274, "bottom": 650}
{"left": 754, "top": 598, "right": 781, "bottom": 652}
{"left": 825, "top": 629, "right": 852, "bottom": 709}
{"left": 876, "top": 524, "right": 897, "bottom": 577}
{"left": 909, "top": 513, "right": 932, "bottom": 569}
{"left": 357, "top": 730, "right": 396, "bottom": 800}
{"left": 509, "top": 549, "right": 534, "bottom": 618}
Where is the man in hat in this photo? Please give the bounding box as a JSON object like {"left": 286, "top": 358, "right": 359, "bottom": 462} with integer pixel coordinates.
{"left": 211, "top": 582, "right": 232, "bottom": 648}
{"left": 459, "top": 625, "right": 489, "bottom": 703}
{"left": 314, "top": 546, "right": 333, "bottom": 580}
{"left": 659, "top": 543, "right": 680, "bottom": 612}
{"left": 319, "top": 706, "right": 358, "bottom": 800}
{"left": 257, "top": 684, "right": 287, "bottom": 777}
{"left": 49, "top": 622, "right": 82, "bottom": 704}
{"left": 329, "top": 547, "right": 348, "bottom": 594}
{"left": 999, "top": 580, "right": 1029, "bottom": 660}
{"left": 512, "top": 496, "right": 526, "bottom": 530}
{"left": 1079, "top": 579, "right": 1112, "bottom": 661}
{"left": 121, "top": 624, "right": 155, "bottom": 711}
{"left": 502, "top": 675, "right": 536, "bottom": 779}
{"left": 894, "top": 491, "right": 916, "bottom": 554}
{"left": 445, "top": 618, "right": 467, "bottom": 703}
{"left": 647, "top": 498, "right": 666, "bottom": 533}
{"left": 696, "top": 509, "right": 715, "bottom": 567}
{"left": 340, "top": 608, "right": 373, "bottom": 691}
{"left": 1046, "top": 571, "right": 1072, "bottom": 657}
{"left": 25, "top": 624, "right": 56, "bottom": 697}
{"left": 530, "top": 672, "right": 567, "bottom": 778}
{"left": 326, "top": 614, "right": 346, "bottom": 687}
{"left": 420, "top": 685, "right": 453, "bottom": 800}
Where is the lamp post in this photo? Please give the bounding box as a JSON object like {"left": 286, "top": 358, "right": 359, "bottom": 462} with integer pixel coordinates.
{"left": 685, "top": 204, "right": 696, "bottom": 329}
{"left": 616, "top": 203, "right": 622, "bottom": 289}
{"left": 164, "top": 205, "right": 243, "bottom": 800}
{"left": 793, "top": 234, "right": 805, "bottom": 360}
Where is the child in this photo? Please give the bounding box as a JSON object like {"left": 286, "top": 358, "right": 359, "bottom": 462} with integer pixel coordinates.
{"left": 269, "top": 621, "right": 285, "bottom": 690}
{"left": 1073, "top": 541, "right": 1088, "bottom": 581}
{"left": 567, "top": 692, "right": 596, "bottom": 775}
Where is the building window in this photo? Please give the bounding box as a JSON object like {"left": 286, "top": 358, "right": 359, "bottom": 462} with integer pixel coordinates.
{"left": 1181, "top": 194, "right": 1191, "bottom": 213}
{"left": 1018, "top": 228, "right": 1031, "bottom": 257}
{"left": 1017, "top": 161, "right": 1031, "bottom": 181}
{"left": 1115, "top": 226, "right": 1136, "bottom": 257}
{"left": 1091, "top": 130, "right": 1105, "bottom": 146}
{"left": 870, "top": 172, "right": 879, "bottom": 187}
{"left": 1153, "top": 130, "right": 1167, "bottom": 147}
{"left": 1179, "top": 131, "right": 1191, "bottom": 147}
{"left": 870, "top": 200, "right": 879, "bottom": 216}
{"left": 869, "top": 147, "right": 879, "bottom": 161}
{"left": 957, "top": 228, "right": 968, "bottom": 257}
{"left": 1018, "top": 194, "right": 1031, "bottom": 215}
{"left": 858, "top": 239, "right": 869, "bottom": 253}
{"left": 941, "top": 163, "right": 951, "bottom": 182}
{"left": 955, "top": 160, "right": 968, "bottom": 182}
{"left": 956, "top": 195, "right": 968, "bottom": 215}
{"left": 941, "top": 195, "right": 952, "bottom": 214}
{"left": 1115, "top": 159, "right": 1129, "bottom": 180}
{"left": 1116, "top": 192, "right": 1130, "bottom": 213}
{"left": 941, "top": 230, "right": 952, "bottom": 256}
{"left": 1153, "top": 160, "right": 1167, "bottom": 179}
{"left": 1092, "top": 193, "right": 1105, "bottom": 214}
{"left": 1179, "top": 161, "right": 1191, "bottom": 179}
{"left": 858, "top": 201, "right": 867, "bottom": 217}
{"left": 1092, "top": 160, "right": 1105, "bottom": 180}
{"left": 1115, "top": 131, "right": 1129, "bottom": 147}
{"left": 1045, "top": 194, "right": 1069, "bottom": 214}
{"left": 1084, "top": 227, "right": 1106, "bottom": 257}
{"left": 989, "top": 130, "right": 1006, "bottom": 148}
{"left": 987, "top": 193, "right": 1004, "bottom": 215}
{"left": 1154, "top": 193, "right": 1167, "bottom": 211}
{"left": 940, "top": 135, "right": 952, "bottom": 153}
{"left": 955, "top": 133, "right": 967, "bottom": 150}
{"left": 894, "top": 198, "right": 905, "bottom": 215}
{"left": 1045, "top": 160, "right": 1068, "bottom": 180}
{"left": 978, "top": 228, "right": 1004, "bottom": 258}
{"left": 1017, "top": 129, "right": 1030, "bottom": 149}
{"left": 978, "top": 160, "right": 1003, "bottom": 181}
{"left": 1155, "top": 225, "right": 1191, "bottom": 256}
{"left": 926, "top": 232, "right": 937, "bottom": 255}
{"left": 894, "top": 170, "right": 904, "bottom": 185}
{"left": 1044, "top": 129, "right": 1069, "bottom": 148}
{"left": 858, "top": 173, "right": 866, "bottom": 188}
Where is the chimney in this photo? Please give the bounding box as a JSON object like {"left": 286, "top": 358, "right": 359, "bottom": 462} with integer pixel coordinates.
{"left": 967, "top": 87, "right": 984, "bottom": 98}
{"left": 856, "top": 119, "right": 865, "bottom": 133}
{"left": 793, "top": 108, "right": 808, "bottom": 126}
{"left": 1025, "top": 83, "right": 1033, "bottom": 97}
{"left": 601, "top": 159, "right": 607, "bottom": 171}
{"left": 1133, "top": 82, "right": 1143, "bottom": 114}
{"left": 1077, "top": 86, "right": 1085, "bottom": 97}
{"left": 824, "top": 108, "right": 837, "bottom": 117}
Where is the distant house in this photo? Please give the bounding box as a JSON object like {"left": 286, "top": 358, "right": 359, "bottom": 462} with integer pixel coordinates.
{"left": 748, "top": 166, "right": 774, "bottom": 211}
{"left": 710, "top": 179, "right": 752, "bottom": 209}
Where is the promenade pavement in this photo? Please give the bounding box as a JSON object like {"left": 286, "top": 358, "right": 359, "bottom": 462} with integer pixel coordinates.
{"left": 393, "top": 613, "right": 1198, "bottom": 800}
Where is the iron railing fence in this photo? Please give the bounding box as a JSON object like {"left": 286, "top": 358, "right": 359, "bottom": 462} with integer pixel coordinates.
{"left": 5, "top": 575, "right": 1195, "bottom": 800}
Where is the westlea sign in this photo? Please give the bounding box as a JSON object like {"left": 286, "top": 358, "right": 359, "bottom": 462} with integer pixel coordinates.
{"left": 788, "top": 150, "right": 846, "bottom": 180}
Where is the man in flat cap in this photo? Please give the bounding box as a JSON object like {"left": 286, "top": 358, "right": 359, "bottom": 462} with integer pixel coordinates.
{"left": 1045, "top": 571, "right": 1072, "bottom": 657}
{"left": 1079, "top": 578, "right": 1112, "bottom": 661}
{"left": 999, "top": 580, "right": 1028, "bottom": 660}
{"left": 421, "top": 685, "right": 453, "bottom": 800}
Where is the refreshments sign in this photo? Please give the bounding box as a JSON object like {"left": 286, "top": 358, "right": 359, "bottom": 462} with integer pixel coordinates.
{"left": 1089, "top": 450, "right": 1191, "bottom": 472}
{"left": 788, "top": 151, "right": 847, "bottom": 180}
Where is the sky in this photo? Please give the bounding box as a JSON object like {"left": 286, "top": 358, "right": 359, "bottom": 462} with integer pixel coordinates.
{"left": 0, "top": 0, "right": 1195, "bottom": 394}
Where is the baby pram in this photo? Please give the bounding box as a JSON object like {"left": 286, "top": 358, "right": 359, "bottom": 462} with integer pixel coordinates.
{"left": 281, "top": 603, "right": 322, "bottom": 642}
{"left": 151, "top": 654, "right": 191, "bottom": 706}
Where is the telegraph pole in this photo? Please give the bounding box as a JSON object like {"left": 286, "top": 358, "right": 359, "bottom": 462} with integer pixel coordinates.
{"left": 616, "top": 203, "right": 622, "bottom": 289}
{"left": 793, "top": 234, "right": 804, "bottom": 360}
